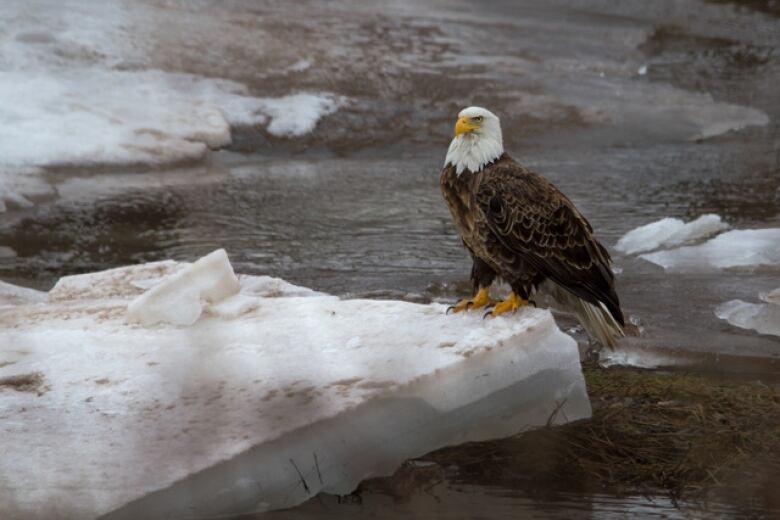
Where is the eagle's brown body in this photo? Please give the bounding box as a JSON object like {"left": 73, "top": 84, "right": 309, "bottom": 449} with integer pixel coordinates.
{"left": 441, "top": 153, "right": 624, "bottom": 330}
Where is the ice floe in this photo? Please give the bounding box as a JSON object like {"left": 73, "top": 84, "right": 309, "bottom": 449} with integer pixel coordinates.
{"left": 0, "top": 252, "right": 590, "bottom": 519}
{"left": 615, "top": 214, "right": 728, "bottom": 255}
{"left": 640, "top": 228, "right": 780, "bottom": 272}
{"left": 0, "top": 0, "right": 345, "bottom": 211}
{"left": 0, "top": 69, "right": 344, "bottom": 169}
{"left": 715, "top": 287, "right": 780, "bottom": 338}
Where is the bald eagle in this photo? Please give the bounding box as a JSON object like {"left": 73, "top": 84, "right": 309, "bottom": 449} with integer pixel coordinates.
{"left": 441, "top": 106, "right": 624, "bottom": 348}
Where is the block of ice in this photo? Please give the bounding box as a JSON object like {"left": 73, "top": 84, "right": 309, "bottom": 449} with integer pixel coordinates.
{"left": 761, "top": 288, "right": 780, "bottom": 305}
{"left": 715, "top": 289, "right": 780, "bottom": 338}
{"left": 126, "top": 249, "right": 240, "bottom": 326}
{"left": 615, "top": 214, "right": 728, "bottom": 255}
{"left": 640, "top": 229, "right": 780, "bottom": 272}
{"left": 0, "top": 256, "right": 590, "bottom": 520}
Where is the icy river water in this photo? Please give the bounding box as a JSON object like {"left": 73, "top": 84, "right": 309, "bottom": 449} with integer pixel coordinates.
{"left": 1, "top": 0, "right": 779, "bottom": 518}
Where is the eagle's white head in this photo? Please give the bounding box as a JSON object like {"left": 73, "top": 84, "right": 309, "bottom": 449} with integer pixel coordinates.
{"left": 444, "top": 106, "right": 504, "bottom": 175}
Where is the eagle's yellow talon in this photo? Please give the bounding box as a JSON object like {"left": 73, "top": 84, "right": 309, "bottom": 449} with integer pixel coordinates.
{"left": 449, "top": 287, "right": 492, "bottom": 313}
{"left": 487, "top": 292, "right": 528, "bottom": 317}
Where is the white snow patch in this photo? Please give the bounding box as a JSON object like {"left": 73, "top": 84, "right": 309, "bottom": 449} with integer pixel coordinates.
{"left": 640, "top": 228, "right": 780, "bottom": 272}
{"left": 126, "top": 249, "right": 240, "bottom": 326}
{"left": 0, "top": 1, "right": 346, "bottom": 211}
{"left": 0, "top": 254, "right": 590, "bottom": 519}
{"left": 715, "top": 288, "right": 780, "bottom": 338}
{"left": 638, "top": 64, "right": 648, "bottom": 75}
{"left": 615, "top": 214, "right": 728, "bottom": 255}
{"left": 0, "top": 69, "right": 343, "bottom": 168}
{"left": 256, "top": 93, "right": 344, "bottom": 137}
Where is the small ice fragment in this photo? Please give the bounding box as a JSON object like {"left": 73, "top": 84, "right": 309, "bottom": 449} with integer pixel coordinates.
{"left": 715, "top": 298, "right": 780, "bottom": 338}
{"left": 760, "top": 288, "right": 780, "bottom": 305}
{"left": 206, "top": 293, "right": 260, "bottom": 319}
{"left": 287, "top": 59, "right": 312, "bottom": 72}
{"left": 1, "top": 259, "right": 591, "bottom": 519}
{"left": 638, "top": 65, "right": 648, "bottom": 75}
{"left": 615, "top": 214, "right": 727, "bottom": 255}
{"left": 127, "top": 249, "right": 239, "bottom": 326}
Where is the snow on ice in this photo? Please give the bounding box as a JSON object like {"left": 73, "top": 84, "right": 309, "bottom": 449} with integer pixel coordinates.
{"left": 0, "top": 0, "right": 345, "bottom": 211}
{"left": 0, "top": 251, "right": 591, "bottom": 519}
{"left": 640, "top": 228, "right": 780, "bottom": 272}
{"left": 715, "top": 287, "right": 780, "bottom": 338}
{"left": 615, "top": 214, "right": 728, "bottom": 255}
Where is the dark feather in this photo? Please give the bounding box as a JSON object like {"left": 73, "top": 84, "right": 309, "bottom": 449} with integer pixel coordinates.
{"left": 473, "top": 157, "right": 624, "bottom": 326}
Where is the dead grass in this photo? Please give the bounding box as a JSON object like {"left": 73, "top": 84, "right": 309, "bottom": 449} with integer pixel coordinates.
{"left": 424, "top": 366, "right": 780, "bottom": 501}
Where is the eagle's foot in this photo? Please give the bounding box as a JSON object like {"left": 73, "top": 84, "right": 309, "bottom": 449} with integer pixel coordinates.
{"left": 484, "top": 292, "right": 528, "bottom": 318}
{"left": 447, "top": 287, "right": 493, "bottom": 314}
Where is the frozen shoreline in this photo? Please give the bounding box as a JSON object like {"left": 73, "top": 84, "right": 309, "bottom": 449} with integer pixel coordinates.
{"left": 0, "top": 252, "right": 590, "bottom": 518}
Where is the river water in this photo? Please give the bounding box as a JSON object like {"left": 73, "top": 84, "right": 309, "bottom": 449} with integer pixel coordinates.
{"left": 1, "top": 0, "right": 779, "bottom": 517}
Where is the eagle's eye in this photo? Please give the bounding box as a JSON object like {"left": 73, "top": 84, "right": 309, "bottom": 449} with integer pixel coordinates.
{"left": 473, "top": 116, "right": 483, "bottom": 123}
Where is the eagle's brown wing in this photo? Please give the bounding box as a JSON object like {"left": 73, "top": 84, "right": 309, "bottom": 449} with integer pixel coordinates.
{"left": 474, "top": 160, "right": 624, "bottom": 326}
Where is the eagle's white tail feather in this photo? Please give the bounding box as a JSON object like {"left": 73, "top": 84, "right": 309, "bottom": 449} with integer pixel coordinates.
{"left": 576, "top": 300, "right": 624, "bottom": 349}
{"left": 535, "top": 280, "right": 624, "bottom": 349}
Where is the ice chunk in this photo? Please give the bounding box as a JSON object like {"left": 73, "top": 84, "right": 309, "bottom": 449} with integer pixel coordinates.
{"left": 255, "top": 93, "right": 344, "bottom": 137}
{"left": 760, "top": 287, "right": 780, "bottom": 305}
{"left": 715, "top": 290, "right": 780, "bottom": 338}
{"left": 640, "top": 228, "right": 780, "bottom": 272}
{"left": 615, "top": 214, "right": 728, "bottom": 255}
{"left": 126, "top": 249, "right": 240, "bottom": 326}
{"left": 0, "top": 259, "right": 590, "bottom": 519}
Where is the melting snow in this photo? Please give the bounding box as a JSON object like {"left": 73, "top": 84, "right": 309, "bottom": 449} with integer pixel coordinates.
{"left": 0, "top": 251, "right": 590, "bottom": 519}
{"left": 0, "top": 0, "right": 345, "bottom": 211}
{"left": 640, "top": 228, "right": 780, "bottom": 272}
{"left": 715, "top": 287, "right": 780, "bottom": 338}
{"left": 615, "top": 214, "right": 728, "bottom": 255}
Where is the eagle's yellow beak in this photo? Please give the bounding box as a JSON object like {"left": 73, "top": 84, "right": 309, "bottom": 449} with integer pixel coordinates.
{"left": 454, "top": 116, "right": 480, "bottom": 136}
